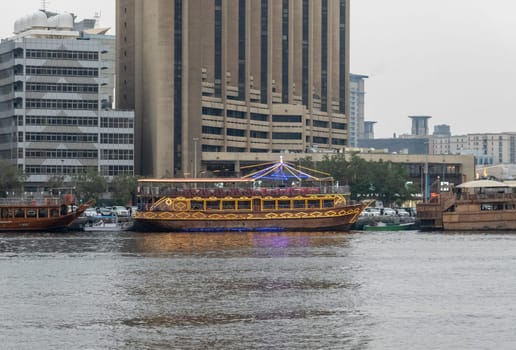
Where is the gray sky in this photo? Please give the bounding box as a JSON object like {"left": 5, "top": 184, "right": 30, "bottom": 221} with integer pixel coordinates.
{"left": 352, "top": 0, "right": 516, "bottom": 138}
{"left": 3, "top": 1, "right": 516, "bottom": 139}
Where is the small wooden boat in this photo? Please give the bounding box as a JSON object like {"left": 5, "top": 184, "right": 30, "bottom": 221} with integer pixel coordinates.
{"left": 134, "top": 158, "right": 367, "bottom": 232}
{"left": 84, "top": 215, "right": 133, "bottom": 232}
{"left": 0, "top": 197, "right": 92, "bottom": 232}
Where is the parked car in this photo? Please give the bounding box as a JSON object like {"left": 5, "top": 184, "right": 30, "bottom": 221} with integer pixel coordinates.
{"left": 112, "top": 206, "right": 129, "bottom": 217}
{"left": 382, "top": 208, "right": 397, "bottom": 216}
{"left": 98, "top": 207, "right": 113, "bottom": 216}
{"left": 83, "top": 208, "right": 98, "bottom": 217}
{"left": 396, "top": 208, "right": 410, "bottom": 217}
{"left": 364, "top": 207, "right": 382, "bottom": 216}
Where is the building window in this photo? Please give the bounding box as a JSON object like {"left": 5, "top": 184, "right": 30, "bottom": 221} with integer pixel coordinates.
{"left": 260, "top": 0, "right": 268, "bottom": 104}
{"left": 272, "top": 115, "right": 302, "bottom": 123}
{"left": 272, "top": 132, "right": 302, "bottom": 140}
{"left": 26, "top": 49, "right": 99, "bottom": 61}
{"left": 100, "top": 133, "right": 133, "bottom": 144}
{"left": 214, "top": 0, "right": 222, "bottom": 98}
{"left": 282, "top": 0, "right": 289, "bottom": 103}
{"left": 227, "top": 110, "right": 246, "bottom": 119}
{"left": 250, "top": 131, "right": 268, "bottom": 139}
{"left": 226, "top": 128, "right": 246, "bottom": 137}
{"left": 26, "top": 66, "right": 98, "bottom": 77}
{"left": 250, "top": 113, "right": 268, "bottom": 121}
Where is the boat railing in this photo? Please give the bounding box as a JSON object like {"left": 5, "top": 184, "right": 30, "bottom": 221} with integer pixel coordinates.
{"left": 0, "top": 197, "right": 64, "bottom": 206}
{"left": 457, "top": 192, "right": 516, "bottom": 202}
{"left": 143, "top": 185, "right": 350, "bottom": 199}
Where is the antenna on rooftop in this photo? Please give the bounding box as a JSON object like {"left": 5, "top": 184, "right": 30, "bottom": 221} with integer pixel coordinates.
{"left": 94, "top": 10, "right": 101, "bottom": 27}
{"left": 41, "top": 0, "right": 49, "bottom": 11}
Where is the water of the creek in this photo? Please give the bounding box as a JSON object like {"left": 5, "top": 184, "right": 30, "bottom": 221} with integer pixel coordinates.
{"left": 1, "top": 230, "right": 515, "bottom": 350}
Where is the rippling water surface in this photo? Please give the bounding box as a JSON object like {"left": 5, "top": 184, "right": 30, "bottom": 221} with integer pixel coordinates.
{"left": 1, "top": 230, "right": 516, "bottom": 349}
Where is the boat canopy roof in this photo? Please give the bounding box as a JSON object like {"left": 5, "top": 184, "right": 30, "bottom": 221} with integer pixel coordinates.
{"left": 137, "top": 178, "right": 255, "bottom": 184}
{"left": 456, "top": 179, "right": 508, "bottom": 188}
{"left": 241, "top": 158, "right": 332, "bottom": 182}
{"left": 138, "top": 158, "right": 332, "bottom": 185}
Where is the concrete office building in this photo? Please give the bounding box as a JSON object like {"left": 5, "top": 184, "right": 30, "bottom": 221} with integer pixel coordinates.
{"left": 0, "top": 10, "right": 134, "bottom": 191}
{"left": 116, "top": 0, "right": 350, "bottom": 177}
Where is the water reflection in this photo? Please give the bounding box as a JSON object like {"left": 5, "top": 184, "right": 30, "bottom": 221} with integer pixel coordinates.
{"left": 134, "top": 231, "right": 352, "bottom": 254}
{"left": 0, "top": 230, "right": 370, "bottom": 349}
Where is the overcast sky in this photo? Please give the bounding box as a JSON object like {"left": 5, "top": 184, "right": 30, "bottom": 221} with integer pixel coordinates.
{"left": 352, "top": 0, "right": 516, "bottom": 138}
{"left": 2, "top": 1, "right": 516, "bottom": 139}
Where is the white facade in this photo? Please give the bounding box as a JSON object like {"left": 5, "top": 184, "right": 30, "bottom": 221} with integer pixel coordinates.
{"left": 0, "top": 10, "right": 134, "bottom": 191}
{"left": 429, "top": 130, "right": 516, "bottom": 166}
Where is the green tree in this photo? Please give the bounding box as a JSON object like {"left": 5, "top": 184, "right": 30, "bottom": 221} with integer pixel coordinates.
{"left": 46, "top": 174, "right": 66, "bottom": 195}
{"left": 299, "top": 154, "right": 413, "bottom": 206}
{"left": 73, "top": 169, "right": 107, "bottom": 204}
{"left": 0, "top": 160, "right": 26, "bottom": 197}
{"left": 110, "top": 174, "right": 139, "bottom": 205}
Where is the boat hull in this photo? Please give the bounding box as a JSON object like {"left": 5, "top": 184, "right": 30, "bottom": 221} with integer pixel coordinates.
{"left": 442, "top": 210, "right": 516, "bottom": 231}
{"left": 0, "top": 202, "right": 91, "bottom": 232}
{"left": 134, "top": 203, "right": 365, "bottom": 232}
{"left": 363, "top": 223, "right": 415, "bottom": 231}
{"left": 417, "top": 187, "right": 516, "bottom": 231}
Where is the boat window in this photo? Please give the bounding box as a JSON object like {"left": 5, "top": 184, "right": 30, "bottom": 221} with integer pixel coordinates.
{"left": 26, "top": 209, "right": 36, "bottom": 218}
{"left": 190, "top": 200, "right": 204, "bottom": 210}
{"left": 278, "top": 200, "right": 291, "bottom": 209}
{"left": 38, "top": 208, "right": 48, "bottom": 218}
{"left": 222, "top": 201, "right": 235, "bottom": 210}
{"left": 308, "top": 199, "right": 320, "bottom": 209}
{"left": 50, "top": 208, "right": 59, "bottom": 217}
{"left": 206, "top": 200, "right": 220, "bottom": 210}
{"left": 1, "top": 208, "right": 9, "bottom": 218}
{"left": 263, "top": 200, "right": 275, "bottom": 209}
{"left": 323, "top": 199, "right": 334, "bottom": 208}
{"left": 293, "top": 200, "right": 305, "bottom": 209}
{"left": 480, "top": 204, "right": 492, "bottom": 211}
{"left": 237, "top": 200, "right": 251, "bottom": 210}
{"left": 15, "top": 208, "right": 24, "bottom": 218}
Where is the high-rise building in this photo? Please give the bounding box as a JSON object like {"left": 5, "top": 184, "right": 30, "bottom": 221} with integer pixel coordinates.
{"left": 116, "top": 0, "right": 350, "bottom": 177}
{"left": 349, "top": 74, "right": 367, "bottom": 147}
{"left": 0, "top": 10, "right": 134, "bottom": 191}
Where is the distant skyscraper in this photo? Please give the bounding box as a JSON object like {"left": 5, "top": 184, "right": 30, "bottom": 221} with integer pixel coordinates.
{"left": 349, "top": 74, "right": 367, "bottom": 147}
{"left": 433, "top": 124, "right": 451, "bottom": 136}
{"left": 0, "top": 10, "right": 134, "bottom": 191}
{"left": 363, "top": 121, "right": 377, "bottom": 140}
{"left": 116, "top": 0, "right": 351, "bottom": 177}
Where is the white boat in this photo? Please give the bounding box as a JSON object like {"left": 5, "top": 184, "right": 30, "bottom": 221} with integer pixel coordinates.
{"left": 84, "top": 216, "right": 132, "bottom": 232}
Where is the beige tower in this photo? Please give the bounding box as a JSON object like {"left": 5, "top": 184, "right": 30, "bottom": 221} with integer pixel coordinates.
{"left": 117, "top": 0, "right": 350, "bottom": 177}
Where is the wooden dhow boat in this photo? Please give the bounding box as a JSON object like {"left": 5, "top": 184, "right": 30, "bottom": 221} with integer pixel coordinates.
{"left": 0, "top": 195, "right": 92, "bottom": 232}
{"left": 134, "top": 159, "right": 367, "bottom": 232}
{"left": 417, "top": 179, "right": 516, "bottom": 230}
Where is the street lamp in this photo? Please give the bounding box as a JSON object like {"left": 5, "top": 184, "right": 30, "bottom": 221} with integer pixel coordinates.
{"left": 193, "top": 137, "right": 199, "bottom": 178}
